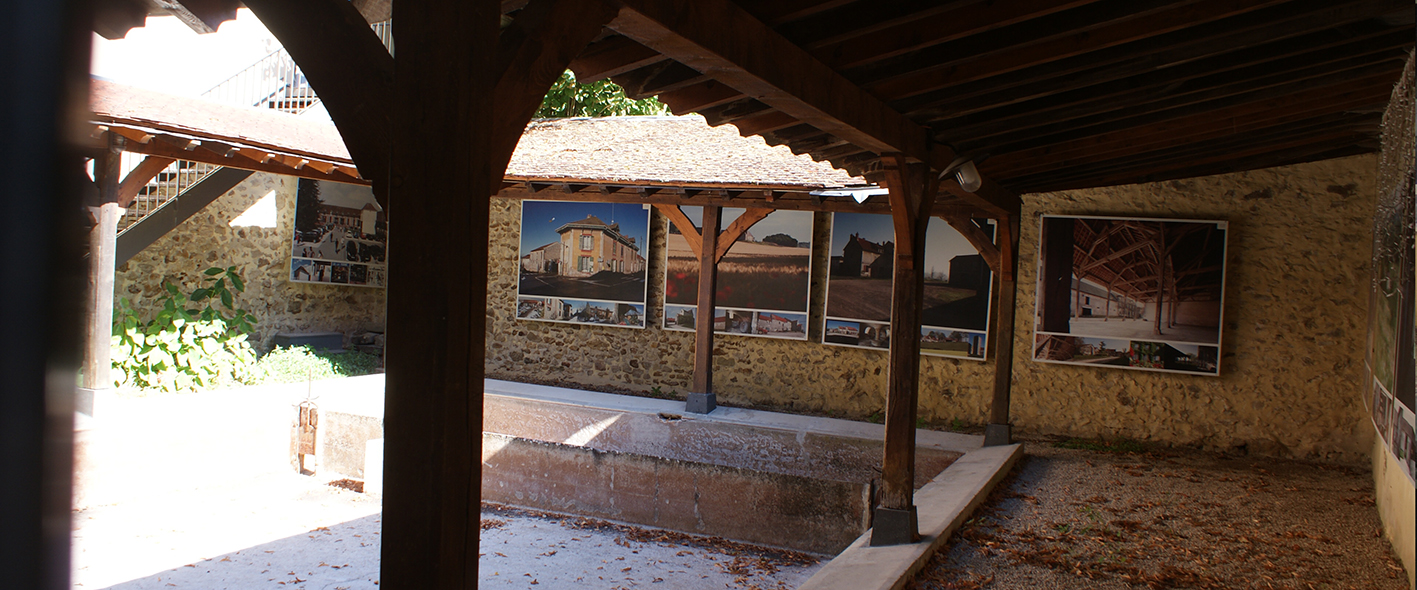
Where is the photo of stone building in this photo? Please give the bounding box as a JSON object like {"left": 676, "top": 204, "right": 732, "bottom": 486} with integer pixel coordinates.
{"left": 553, "top": 214, "right": 645, "bottom": 278}
{"left": 516, "top": 201, "right": 650, "bottom": 329}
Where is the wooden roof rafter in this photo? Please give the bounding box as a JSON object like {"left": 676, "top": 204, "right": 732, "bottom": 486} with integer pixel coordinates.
{"left": 89, "top": 123, "right": 368, "bottom": 186}
{"left": 604, "top": 0, "right": 1022, "bottom": 218}
{"left": 559, "top": 0, "right": 1410, "bottom": 195}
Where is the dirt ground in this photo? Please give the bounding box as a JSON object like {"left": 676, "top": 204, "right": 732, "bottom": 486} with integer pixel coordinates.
{"left": 909, "top": 439, "right": 1409, "bottom": 590}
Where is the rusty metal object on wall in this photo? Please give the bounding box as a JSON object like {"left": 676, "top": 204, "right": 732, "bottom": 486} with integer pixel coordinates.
{"left": 297, "top": 400, "right": 318, "bottom": 472}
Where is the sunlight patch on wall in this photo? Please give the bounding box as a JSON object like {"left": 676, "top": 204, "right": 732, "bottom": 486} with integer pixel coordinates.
{"left": 230, "top": 189, "right": 278, "bottom": 228}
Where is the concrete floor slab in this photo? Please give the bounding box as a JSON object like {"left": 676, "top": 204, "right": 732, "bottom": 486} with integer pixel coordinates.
{"left": 797, "top": 443, "right": 1024, "bottom": 590}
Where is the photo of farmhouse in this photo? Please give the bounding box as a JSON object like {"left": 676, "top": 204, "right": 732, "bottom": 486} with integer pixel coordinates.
{"left": 824, "top": 212, "right": 994, "bottom": 356}
{"left": 824, "top": 319, "right": 890, "bottom": 349}
{"left": 921, "top": 329, "right": 987, "bottom": 359}
{"left": 663, "top": 207, "right": 812, "bottom": 314}
{"left": 290, "top": 179, "right": 387, "bottom": 287}
{"left": 1033, "top": 335, "right": 1220, "bottom": 374}
{"left": 664, "top": 304, "right": 807, "bottom": 340}
{"left": 517, "top": 200, "right": 649, "bottom": 307}
{"left": 1034, "top": 216, "right": 1228, "bottom": 350}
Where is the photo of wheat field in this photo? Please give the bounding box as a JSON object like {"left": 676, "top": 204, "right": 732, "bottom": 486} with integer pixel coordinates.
{"left": 663, "top": 208, "right": 813, "bottom": 313}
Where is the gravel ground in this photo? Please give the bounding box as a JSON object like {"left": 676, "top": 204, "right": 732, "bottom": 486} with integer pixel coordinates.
{"left": 909, "top": 439, "right": 1409, "bottom": 590}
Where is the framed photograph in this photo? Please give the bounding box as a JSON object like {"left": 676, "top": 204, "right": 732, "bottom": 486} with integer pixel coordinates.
{"left": 516, "top": 200, "right": 651, "bottom": 329}
{"left": 822, "top": 212, "right": 994, "bottom": 359}
{"left": 662, "top": 207, "right": 813, "bottom": 340}
{"left": 289, "top": 180, "right": 387, "bottom": 288}
{"left": 1032, "top": 215, "right": 1228, "bottom": 375}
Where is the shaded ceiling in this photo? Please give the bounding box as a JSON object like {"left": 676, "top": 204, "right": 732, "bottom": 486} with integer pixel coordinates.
{"left": 562, "top": 0, "right": 1412, "bottom": 196}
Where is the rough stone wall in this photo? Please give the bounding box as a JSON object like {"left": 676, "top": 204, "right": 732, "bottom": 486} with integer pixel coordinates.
{"left": 486, "top": 155, "right": 1380, "bottom": 463}
{"left": 1012, "top": 156, "right": 1378, "bottom": 463}
{"left": 114, "top": 173, "right": 385, "bottom": 350}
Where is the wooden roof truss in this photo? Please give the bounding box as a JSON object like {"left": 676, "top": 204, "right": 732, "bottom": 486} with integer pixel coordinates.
{"left": 1070, "top": 218, "right": 1225, "bottom": 305}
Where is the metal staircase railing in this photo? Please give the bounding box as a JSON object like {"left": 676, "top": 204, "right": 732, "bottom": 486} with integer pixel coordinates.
{"left": 112, "top": 21, "right": 394, "bottom": 243}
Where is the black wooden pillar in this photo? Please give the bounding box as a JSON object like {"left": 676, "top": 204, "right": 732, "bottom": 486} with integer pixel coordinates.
{"left": 0, "top": 0, "right": 88, "bottom": 588}
{"left": 381, "top": 0, "right": 497, "bottom": 587}
{"left": 1039, "top": 216, "right": 1074, "bottom": 334}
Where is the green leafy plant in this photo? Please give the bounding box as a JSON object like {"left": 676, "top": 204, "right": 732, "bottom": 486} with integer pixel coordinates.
{"left": 535, "top": 70, "right": 668, "bottom": 118}
{"left": 110, "top": 266, "right": 258, "bottom": 392}
{"left": 252, "top": 345, "right": 379, "bottom": 384}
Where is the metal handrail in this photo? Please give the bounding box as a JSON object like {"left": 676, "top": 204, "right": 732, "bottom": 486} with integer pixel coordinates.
{"left": 113, "top": 21, "right": 395, "bottom": 230}
{"left": 200, "top": 20, "right": 393, "bottom": 113}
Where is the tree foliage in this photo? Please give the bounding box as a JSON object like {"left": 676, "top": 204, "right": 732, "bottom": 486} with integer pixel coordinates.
{"left": 535, "top": 70, "right": 668, "bottom": 118}
{"left": 294, "top": 178, "right": 322, "bottom": 233}
{"left": 762, "top": 233, "right": 800, "bottom": 247}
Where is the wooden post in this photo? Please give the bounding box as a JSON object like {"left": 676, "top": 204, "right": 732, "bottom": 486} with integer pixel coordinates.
{"left": 687, "top": 205, "right": 721, "bottom": 413}
{"left": 1, "top": 1, "right": 87, "bottom": 585}
{"left": 380, "top": 1, "right": 496, "bottom": 587}
{"left": 985, "top": 215, "right": 1020, "bottom": 447}
{"left": 1039, "top": 217, "right": 1074, "bottom": 334}
{"left": 1104, "top": 283, "right": 1112, "bottom": 321}
{"left": 1154, "top": 227, "right": 1165, "bottom": 336}
{"left": 872, "top": 155, "right": 934, "bottom": 547}
{"left": 84, "top": 134, "right": 122, "bottom": 391}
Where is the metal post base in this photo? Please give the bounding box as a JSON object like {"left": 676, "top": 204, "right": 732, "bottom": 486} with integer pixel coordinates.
{"left": 870, "top": 506, "right": 919, "bottom": 546}
{"left": 685, "top": 392, "right": 717, "bottom": 414}
{"left": 984, "top": 423, "right": 1012, "bottom": 446}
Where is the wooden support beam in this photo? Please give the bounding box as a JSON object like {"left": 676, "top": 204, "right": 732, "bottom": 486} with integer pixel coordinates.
{"left": 115, "top": 156, "right": 175, "bottom": 208}
{"left": 85, "top": 133, "right": 123, "bottom": 392}
{"left": 379, "top": 0, "right": 497, "bottom": 586}
{"left": 2, "top": 4, "right": 87, "bottom": 587}
{"left": 655, "top": 203, "right": 702, "bottom": 258}
{"left": 1039, "top": 217, "right": 1075, "bottom": 334}
{"left": 116, "top": 136, "right": 369, "bottom": 185}
{"left": 499, "top": 185, "right": 992, "bottom": 218}
{"left": 1078, "top": 239, "right": 1155, "bottom": 273}
{"left": 872, "top": 154, "right": 936, "bottom": 546}
{"left": 243, "top": 0, "right": 394, "bottom": 204}
{"left": 986, "top": 215, "right": 1020, "bottom": 446}
{"left": 608, "top": 0, "right": 1020, "bottom": 217}
{"left": 569, "top": 35, "right": 666, "bottom": 83}
{"left": 688, "top": 205, "right": 721, "bottom": 413}
{"left": 942, "top": 215, "right": 1000, "bottom": 274}
{"left": 714, "top": 207, "right": 770, "bottom": 263}
{"left": 161, "top": 0, "right": 240, "bottom": 34}
{"left": 489, "top": 0, "right": 619, "bottom": 193}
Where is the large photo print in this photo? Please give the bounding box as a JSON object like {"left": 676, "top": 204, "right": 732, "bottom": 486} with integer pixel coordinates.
{"left": 1032, "top": 215, "right": 1227, "bottom": 376}
{"left": 516, "top": 200, "right": 650, "bottom": 329}
{"left": 823, "top": 212, "right": 994, "bottom": 360}
{"left": 290, "top": 180, "right": 387, "bottom": 288}
{"left": 1364, "top": 165, "right": 1415, "bottom": 484}
{"left": 662, "top": 207, "right": 812, "bottom": 340}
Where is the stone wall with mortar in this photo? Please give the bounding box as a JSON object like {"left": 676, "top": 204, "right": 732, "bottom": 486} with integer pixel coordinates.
{"left": 1011, "top": 156, "right": 1377, "bottom": 463}
{"left": 114, "top": 173, "right": 386, "bottom": 350}
{"left": 485, "top": 155, "right": 1380, "bottom": 464}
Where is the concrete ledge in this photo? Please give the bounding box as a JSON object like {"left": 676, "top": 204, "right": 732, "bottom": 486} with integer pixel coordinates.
{"left": 484, "top": 378, "right": 982, "bottom": 454}
{"left": 482, "top": 432, "right": 871, "bottom": 554}
{"left": 798, "top": 443, "right": 1024, "bottom": 590}
{"left": 483, "top": 380, "right": 968, "bottom": 486}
